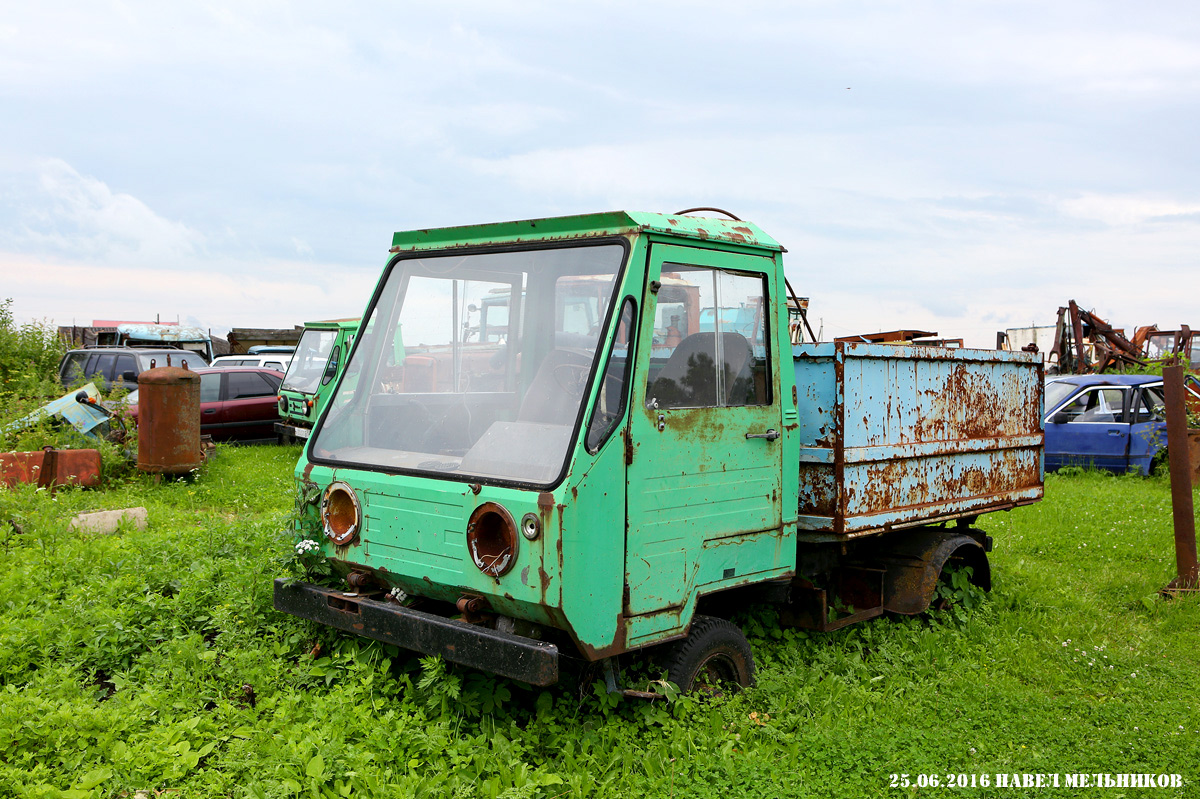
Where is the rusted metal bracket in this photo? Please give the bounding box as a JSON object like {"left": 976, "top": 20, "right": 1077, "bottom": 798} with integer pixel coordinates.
{"left": 601, "top": 658, "right": 661, "bottom": 700}
{"left": 780, "top": 569, "right": 886, "bottom": 631}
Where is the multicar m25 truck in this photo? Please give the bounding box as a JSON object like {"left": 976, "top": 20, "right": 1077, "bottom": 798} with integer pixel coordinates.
{"left": 274, "top": 211, "right": 1043, "bottom": 692}
{"left": 275, "top": 319, "right": 360, "bottom": 445}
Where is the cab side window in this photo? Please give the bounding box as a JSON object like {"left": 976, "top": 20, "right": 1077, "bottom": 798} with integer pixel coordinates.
{"left": 647, "top": 264, "right": 771, "bottom": 409}
{"left": 585, "top": 298, "right": 636, "bottom": 452}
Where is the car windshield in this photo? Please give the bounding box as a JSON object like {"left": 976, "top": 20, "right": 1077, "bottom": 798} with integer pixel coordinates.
{"left": 1044, "top": 380, "right": 1079, "bottom": 414}
{"left": 136, "top": 352, "right": 207, "bottom": 371}
{"left": 282, "top": 330, "right": 337, "bottom": 394}
{"left": 310, "top": 242, "right": 625, "bottom": 486}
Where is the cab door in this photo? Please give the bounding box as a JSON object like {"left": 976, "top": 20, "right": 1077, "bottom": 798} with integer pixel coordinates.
{"left": 624, "top": 244, "right": 786, "bottom": 621}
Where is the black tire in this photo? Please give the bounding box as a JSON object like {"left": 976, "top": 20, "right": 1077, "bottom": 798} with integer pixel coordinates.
{"left": 660, "top": 615, "right": 755, "bottom": 693}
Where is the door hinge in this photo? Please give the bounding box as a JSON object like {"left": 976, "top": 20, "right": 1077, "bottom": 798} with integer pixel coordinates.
{"left": 624, "top": 428, "right": 634, "bottom": 465}
{"left": 622, "top": 582, "right": 631, "bottom": 614}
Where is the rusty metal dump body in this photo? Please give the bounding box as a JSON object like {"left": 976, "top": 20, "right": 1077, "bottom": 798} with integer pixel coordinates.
{"left": 793, "top": 342, "right": 1044, "bottom": 538}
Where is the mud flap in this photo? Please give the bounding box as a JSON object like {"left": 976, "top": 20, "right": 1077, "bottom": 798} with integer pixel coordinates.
{"left": 872, "top": 528, "right": 991, "bottom": 615}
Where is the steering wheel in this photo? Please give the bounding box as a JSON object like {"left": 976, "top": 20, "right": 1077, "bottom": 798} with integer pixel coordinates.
{"left": 379, "top": 400, "right": 435, "bottom": 450}
{"left": 553, "top": 362, "right": 590, "bottom": 395}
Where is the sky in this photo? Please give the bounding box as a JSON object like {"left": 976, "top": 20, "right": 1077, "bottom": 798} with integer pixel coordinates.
{"left": 2, "top": 0, "right": 1199, "bottom": 347}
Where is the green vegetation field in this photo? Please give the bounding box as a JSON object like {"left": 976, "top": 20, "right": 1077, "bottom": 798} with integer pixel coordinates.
{"left": 0, "top": 446, "right": 1197, "bottom": 798}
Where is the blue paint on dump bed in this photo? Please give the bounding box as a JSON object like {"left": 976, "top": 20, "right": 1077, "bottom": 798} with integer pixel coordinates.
{"left": 793, "top": 342, "right": 1044, "bottom": 538}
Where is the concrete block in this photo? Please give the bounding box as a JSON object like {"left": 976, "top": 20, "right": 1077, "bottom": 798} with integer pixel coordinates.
{"left": 70, "top": 506, "right": 148, "bottom": 535}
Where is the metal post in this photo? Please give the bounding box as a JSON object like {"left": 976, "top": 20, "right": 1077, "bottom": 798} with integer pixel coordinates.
{"left": 1161, "top": 365, "right": 1199, "bottom": 592}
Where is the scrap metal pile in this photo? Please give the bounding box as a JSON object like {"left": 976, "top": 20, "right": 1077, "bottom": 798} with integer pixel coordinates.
{"left": 1000, "top": 300, "right": 1198, "bottom": 375}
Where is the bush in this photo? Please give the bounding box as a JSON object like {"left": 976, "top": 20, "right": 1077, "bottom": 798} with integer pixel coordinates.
{"left": 0, "top": 298, "right": 64, "bottom": 397}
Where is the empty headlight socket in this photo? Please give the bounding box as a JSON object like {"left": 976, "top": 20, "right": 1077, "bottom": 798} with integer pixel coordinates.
{"left": 321, "top": 482, "right": 361, "bottom": 546}
{"left": 466, "top": 502, "right": 518, "bottom": 578}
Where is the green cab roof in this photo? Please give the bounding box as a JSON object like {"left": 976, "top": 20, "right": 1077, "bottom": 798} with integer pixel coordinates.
{"left": 389, "top": 210, "right": 784, "bottom": 254}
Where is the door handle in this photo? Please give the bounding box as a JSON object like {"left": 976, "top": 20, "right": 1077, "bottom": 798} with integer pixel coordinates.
{"left": 203, "top": 408, "right": 217, "bottom": 414}
{"left": 746, "top": 429, "right": 780, "bottom": 440}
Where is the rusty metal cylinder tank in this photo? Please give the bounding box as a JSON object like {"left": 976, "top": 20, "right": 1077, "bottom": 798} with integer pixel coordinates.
{"left": 137, "top": 364, "right": 202, "bottom": 475}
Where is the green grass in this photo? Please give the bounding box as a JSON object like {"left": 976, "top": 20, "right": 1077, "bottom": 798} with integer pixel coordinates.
{"left": 0, "top": 455, "right": 1197, "bottom": 798}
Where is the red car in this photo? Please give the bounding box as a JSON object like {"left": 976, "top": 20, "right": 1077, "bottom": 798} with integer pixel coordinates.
{"left": 118, "top": 367, "right": 285, "bottom": 443}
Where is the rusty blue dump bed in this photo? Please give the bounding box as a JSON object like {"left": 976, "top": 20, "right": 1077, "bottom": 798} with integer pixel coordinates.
{"left": 792, "top": 342, "right": 1043, "bottom": 538}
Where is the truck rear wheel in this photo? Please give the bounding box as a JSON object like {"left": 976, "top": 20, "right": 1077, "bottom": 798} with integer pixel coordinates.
{"left": 661, "top": 615, "right": 755, "bottom": 693}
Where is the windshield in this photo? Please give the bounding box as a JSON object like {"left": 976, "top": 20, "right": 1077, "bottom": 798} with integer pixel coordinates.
{"left": 310, "top": 242, "right": 625, "bottom": 486}
{"left": 136, "top": 351, "right": 207, "bottom": 371}
{"left": 1044, "top": 380, "right": 1078, "bottom": 414}
{"left": 282, "top": 329, "right": 337, "bottom": 394}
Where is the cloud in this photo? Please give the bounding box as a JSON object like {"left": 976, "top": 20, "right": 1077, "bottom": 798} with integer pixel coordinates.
{"left": 0, "top": 158, "right": 375, "bottom": 330}
{"left": 2, "top": 158, "right": 202, "bottom": 267}
{"left": 1058, "top": 193, "right": 1200, "bottom": 227}
{"left": 2, "top": 251, "right": 373, "bottom": 330}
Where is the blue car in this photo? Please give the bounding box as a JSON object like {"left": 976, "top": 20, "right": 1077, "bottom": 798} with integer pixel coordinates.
{"left": 1044, "top": 374, "right": 1180, "bottom": 475}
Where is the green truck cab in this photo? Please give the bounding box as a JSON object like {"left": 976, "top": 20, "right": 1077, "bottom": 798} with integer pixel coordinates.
{"left": 275, "top": 319, "right": 359, "bottom": 445}
{"left": 275, "top": 211, "right": 1043, "bottom": 691}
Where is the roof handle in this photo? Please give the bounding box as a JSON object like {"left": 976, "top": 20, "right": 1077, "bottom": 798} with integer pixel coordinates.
{"left": 673, "top": 207, "right": 742, "bottom": 221}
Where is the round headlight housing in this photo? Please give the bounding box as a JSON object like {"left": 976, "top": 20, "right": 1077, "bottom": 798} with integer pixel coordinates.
{"left": 321, "top": 481, "right": 361, "bottom": 546}
{"left": 466, "top": 502, "right": 518, "bottom": 577}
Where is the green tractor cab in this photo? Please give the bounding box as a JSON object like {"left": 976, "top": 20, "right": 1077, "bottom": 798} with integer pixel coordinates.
{"left": 275, "top": 318, "right": 359, "bottom": 445}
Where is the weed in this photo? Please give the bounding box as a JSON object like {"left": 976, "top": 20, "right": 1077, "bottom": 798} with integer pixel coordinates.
{"left": 0, "top": 453, "right": 1197, "bottom": 796}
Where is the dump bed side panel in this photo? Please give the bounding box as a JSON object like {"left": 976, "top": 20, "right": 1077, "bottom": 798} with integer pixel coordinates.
{"left": 794, "top": 342, "right": 1043, "bottom": 537}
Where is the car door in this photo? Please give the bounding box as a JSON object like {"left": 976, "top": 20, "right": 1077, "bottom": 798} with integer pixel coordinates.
{"left": 625, "top": 244, "right": 786, "bottom": 627}
{"left": 1046, "top": 386, "right": 1130, "bottom": 472}
{"left": 198, "top": 372, "right": 223, "bottom": 437}
{"left": 220, "top": 371, "right": 282, "bottom": 440}
{"left": 1127, "top": 384, "right": 1167, "bottom": 475}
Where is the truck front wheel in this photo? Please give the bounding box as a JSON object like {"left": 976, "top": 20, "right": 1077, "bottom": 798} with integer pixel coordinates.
{"left": 661, "top": 615, "right": 755, "bottom": 693}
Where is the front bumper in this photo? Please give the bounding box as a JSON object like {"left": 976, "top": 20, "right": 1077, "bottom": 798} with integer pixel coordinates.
{"left": 273, "top": 579, "right": 559, "bottom": 686}
{"left": 274, "top": 422, "right": 310, "bottom": 439}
